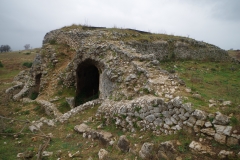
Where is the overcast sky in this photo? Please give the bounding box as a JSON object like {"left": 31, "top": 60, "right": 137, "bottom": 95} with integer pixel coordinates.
{"left": 0, "top": 0, "right": 239, "bottom": 51}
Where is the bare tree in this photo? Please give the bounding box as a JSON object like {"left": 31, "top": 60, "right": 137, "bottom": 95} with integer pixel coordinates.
{"left": 24, "top": 44, "right": 30, "bottom": 50}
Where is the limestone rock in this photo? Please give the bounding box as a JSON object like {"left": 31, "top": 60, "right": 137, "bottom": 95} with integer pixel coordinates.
{"left": 17, "top": 151, "right": 34, "bottom": 159}
{"left": 185, "top": 88, "right": 191, "bottom": 93}
{"left": 189, "top": 141, "right": 215, "bottom": 156}
{"left": 145, "top": 115, "right": 155, "bottom": 123}
{"left": 172, "top": 96, "right": 182, "bottom": 107}
{"left": 222, "top": 101, "right": 231, "bottom": 106}
{"left": 218, "top": 150, "right": 234, "bottom": 159}
{"left": 227, "top": 137, "right": 239, "bottom": 146}
{"left": 74, "top": 123, "right": 91, "bottom": 133}
{"left": 204, "top": 121, "right": 212, "bottom": 127}
{"left": 98, "top": 149, "right": 108, "bottom": 160}
{"left": 157, "top": 140, "right": 178, "bottom": 160}
{"left": 192, "top": 94, "right": 201, "bottom": 99}
{"left": 125, "top": 74, "right": 137, "bottom": 82}
{"left": 214, "top": 125, "right": 232, "bottom": 136}
{"left": 98, "top": 131, "right": 113, "bottom": 143}
{"left": 192, "top": 109, "right": 207, "bottom": 120}
{"left": 200, "top": 128, "right": 215, "bottom": 136}
{"left": 66, "top": 97, "right": 75, "bottom": 108}
{"left": 195, "top": 120, "right": 205, "bottom": 127}
{"left": 212, "top": 112, "right": 230, "bottom": 125}
{"left": 139, "top": 142, "right": 154, "bottom": 159}
{"left": 42, "top": 151, "right": 53, "bottom": 157}
{"left": 182, "top": 103, "right": 194, "bottom": 113}
{"left": 214, "top": 133, "right": 226, "bottom": 144}
{"left": 117, "top": 135, "right": 130, "bottom": 152}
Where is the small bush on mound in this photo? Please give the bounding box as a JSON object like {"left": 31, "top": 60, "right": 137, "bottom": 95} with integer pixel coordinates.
{"left": 25, "top": 52, "right": 31, "bottom": 55}
{"left": 22, "top": 62, "right": 32, "bottom": 68}
{"left": 49, "top": 39, "right": 57, "bottom": 45}
{"left": 0, "top": 61, "right": 3, "bottom": 68}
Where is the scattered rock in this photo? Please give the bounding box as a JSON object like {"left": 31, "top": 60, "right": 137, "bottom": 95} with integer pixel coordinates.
{"left": 227, "top": 137, "right": 239, "bottom": 146}
{"left": 42, "top": 151, "right": 53, "bottom": 157}
{"left": 222, "top": 101, "right": 231, "bottom": 106}
{"left": 109, "top": 140, "right": 115, "bottom": 146}
{"left": 98, "top": 149, "right": 108, "bottom": 160}
{"left": 185, "top": 88, "right": 191, "bottom": 93}
{"left": 117, "top": 135, "right": 130, "bottom": 152}
{"left": 204, "top": 121, "right": 212, "bottom": 127}
{"left": 139, "top": 142, "right": 154, "bottom": 159}
{"left": 214, "top": 125, "right": 232, "bottom": 136}
{"left": 157, "top": 140, "right": 179, "bottom": 160}
{"left": 192, "top": 109, "right": 207, "bottom": 120}
{"left": 209, "top": 99, "right": 216, "bottom": 104}
{"left": 192, "top": 94, "right": 201, "bottom": 99}
{"left": 214, "top": 133, "right": 226, "bottom": 144}
{"left": 212, "top": 112, "right": 230, "bottom": 125}
{"left": 218, "top": 150, "right": 234, "bottom": 159}
{"left": 74, "top": 123, "right": 113, "bottom": 144}
{"left": 200, "top": 128, "right": 215, "bottom": 136}
{"left": 74, "top": 123, "right": 91, "bottom": 133}
{"left": 189, "top": 141, "right": 215, "bottom": 156}
{"left": 66, "top": 97, "right": 75, "bottom": 108}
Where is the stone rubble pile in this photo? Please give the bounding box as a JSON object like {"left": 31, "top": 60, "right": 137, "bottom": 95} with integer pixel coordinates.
{"left": 74, "top": 123, "right": 113, "bottom": 144}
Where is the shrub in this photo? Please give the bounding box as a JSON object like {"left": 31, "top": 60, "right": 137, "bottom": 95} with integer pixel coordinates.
{"left": 25, "top": 52, "right": 31, "bottom": 55}
{"left": 49, "top": 39, "right": 57, "bottom": 45}
{"left": 3, "top": 128, "right": 14, "bottom": 133}
{"left": 22, "top": 62, "right": 33, "bottom": 68}
{"left": 0, "top": 61, "right": 3, "bottom": 68}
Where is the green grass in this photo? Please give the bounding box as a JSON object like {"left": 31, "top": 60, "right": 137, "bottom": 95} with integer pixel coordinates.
{"left": 22, "top": 62, "right": 33, "bottom": 68}
{"left": 58, "top": 100, "right": 71, "bottom": 113}
{"left": 161, "top": 60, "right": 240, "bottom": 114}
{"left": 0, "top": 69, "right": 21, "bottom": 81}
{"left": 0, "top": 50, "right": 36, "bottom": 82}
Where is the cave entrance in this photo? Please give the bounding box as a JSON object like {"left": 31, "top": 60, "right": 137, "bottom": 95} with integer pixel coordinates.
{"left": 30, "top": 73, "right": 41, "bottom": 100}
{"left": 75, "top": 59, "right": 99, "bottom": 106}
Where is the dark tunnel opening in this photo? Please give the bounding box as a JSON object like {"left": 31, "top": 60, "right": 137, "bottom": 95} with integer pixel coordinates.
{"left": 30, "top": 73, "right": 42, "bottom": 100}
{"left": 75, "top": 59, "right": 99, "bottom": 106}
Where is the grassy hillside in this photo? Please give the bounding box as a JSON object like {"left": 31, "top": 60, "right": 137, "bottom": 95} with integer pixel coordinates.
{"left": 0, "top": 49, "right": 240, "bottom": 159}
{"left": 0, "top": 50, "right": 38, "bottom": 83}
{"left": 228, "top": 50, "right": 240, "bottom": 61}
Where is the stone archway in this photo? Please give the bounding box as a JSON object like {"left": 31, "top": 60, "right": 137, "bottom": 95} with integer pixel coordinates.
{"left": 75, "top": 59, "right": 100, "bottom": 106}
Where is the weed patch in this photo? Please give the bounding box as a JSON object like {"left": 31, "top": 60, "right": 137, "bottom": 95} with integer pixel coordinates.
{"left": 58, "top": 101, "right": 71, "bottom": 113}
{"left": 22, "top": 62, "right": 33, "bottom": 68}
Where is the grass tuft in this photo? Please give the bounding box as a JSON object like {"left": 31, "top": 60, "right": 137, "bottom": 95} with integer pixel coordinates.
{"left": 22, "top": 62, "right": 33, "bottom": 68}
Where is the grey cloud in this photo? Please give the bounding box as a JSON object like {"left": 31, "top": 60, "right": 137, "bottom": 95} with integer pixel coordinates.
{"left": 0, "top": 0, "right": 239, "bottom": 50}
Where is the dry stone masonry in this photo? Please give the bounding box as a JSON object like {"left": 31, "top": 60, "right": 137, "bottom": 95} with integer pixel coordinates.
{"left": 5, "top": 26, "right": 239, "bottom": 155}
